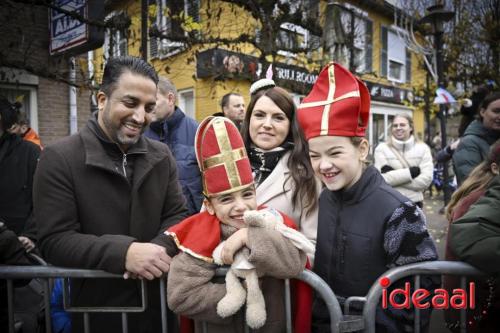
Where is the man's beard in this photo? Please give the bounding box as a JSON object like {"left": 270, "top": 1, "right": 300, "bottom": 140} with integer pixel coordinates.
{"left": 102, "top": 107, "right": 144, "bottom": 148}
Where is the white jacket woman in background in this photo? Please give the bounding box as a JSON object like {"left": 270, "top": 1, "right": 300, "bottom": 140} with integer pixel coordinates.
{"left": 374, "top": 113, "right": 433, "bottom": 207}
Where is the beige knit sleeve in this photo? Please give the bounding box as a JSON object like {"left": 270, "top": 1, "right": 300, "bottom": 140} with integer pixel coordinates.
{"left": 246, "top": 227, "right": 307, "bottom": 279}
{"left": 167, "top": 252, "right": 232, "bottom": 324}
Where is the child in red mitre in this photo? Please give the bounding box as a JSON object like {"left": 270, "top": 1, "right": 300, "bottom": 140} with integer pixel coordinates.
{"left": 296, "top": 62, "right": 438, "bottom": 332}
{"left": 166, "top": 116, "right": 311, "bottom": 333}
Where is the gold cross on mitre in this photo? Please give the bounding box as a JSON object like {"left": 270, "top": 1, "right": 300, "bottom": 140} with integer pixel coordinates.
{"left": 298, "top": 63, "right": 360, "bottom": 135}
{"left": 202, "top": 118, "right": 247, "bottom": 189}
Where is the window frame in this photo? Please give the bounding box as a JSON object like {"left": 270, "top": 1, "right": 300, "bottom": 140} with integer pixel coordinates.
{"left": 103, "top": 11, "right": 129, "bottom": 59}
{"left": 150, "top": 0, "right": 199, "bottom": 60}
{"left": 0, "top": 83, "right": 39, "bottom": 133}
{"left": 178, "top": 88, "right": 195, "bottom": 119}
{"left": 276, "top": 22, "right": 309, "bottom": 58}
{"left": 386, "top": 27, "right": 407, "bottom": 83}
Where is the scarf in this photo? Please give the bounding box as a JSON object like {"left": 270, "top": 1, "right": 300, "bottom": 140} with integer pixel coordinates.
{"left": 248, "top": 142, "right": 293, "bottom": 185}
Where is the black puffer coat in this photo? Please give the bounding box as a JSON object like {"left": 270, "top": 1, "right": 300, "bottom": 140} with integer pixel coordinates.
{"left": 0, "top": 133, "right": 40, "bottom": 235}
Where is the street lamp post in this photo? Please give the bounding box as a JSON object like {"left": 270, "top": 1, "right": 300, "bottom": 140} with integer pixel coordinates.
{"left": 419, "top": 4, "right": 454, "bottom": 206}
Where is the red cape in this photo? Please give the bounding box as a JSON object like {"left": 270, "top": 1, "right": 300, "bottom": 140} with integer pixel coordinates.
{"left": 166, "top": 208, "right": 312, "bottom": 333}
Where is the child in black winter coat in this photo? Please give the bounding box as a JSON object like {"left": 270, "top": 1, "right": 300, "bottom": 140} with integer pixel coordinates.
{"left": 297, "top": 62, "right": 439, "bottom": 333}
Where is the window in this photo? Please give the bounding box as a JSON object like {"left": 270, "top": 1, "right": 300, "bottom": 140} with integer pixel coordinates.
{"left": 277, "top": 23, "right": 308, "bottom": 58}
{"left": 178, "top": 89, "right": 195, "bottom": 119}
{"left": 103, "top": 11, "right": 129, "bottom": 59}
{"left": 367, "top": 103, "right": 413, "bottom": 154}
{"left": 389, "top": 60, "right": 403, "bottom": 81}
{"left": 0, "top": 85, "right": 38, "bottom": 132}
{"left": 149, "top": 0, "right": 199, "bottom": 59}
{"left": 387, "top": 30, "right": 406, "bottom": 82}
{"left": 381, "top": 27, "right": 411, "bottom": 83}
{"left": 323, "top": 4, "right": 372, "bottom": 73}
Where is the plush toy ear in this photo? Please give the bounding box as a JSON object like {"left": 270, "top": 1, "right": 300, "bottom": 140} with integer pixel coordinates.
{"left": 244, "top": 208, "right": 282, "bottom": 229}
{"left": 243, "top": 210, "right": 263, "bottom": 227}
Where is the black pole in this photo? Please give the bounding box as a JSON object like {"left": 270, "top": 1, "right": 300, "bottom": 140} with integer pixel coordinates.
{"left": 424, "top": 72, "right": 432, "bottom": 146}
{"left": 349, "top": 9, "right": 355, "bottom": 72}
{"left": 141, "top": 0, "right": 148, "bottom": 61}
{"left": 435, "top": 29, "right": 452, "bottom": 205}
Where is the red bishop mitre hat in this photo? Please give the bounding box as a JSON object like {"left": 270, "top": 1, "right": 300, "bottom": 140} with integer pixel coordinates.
{"left": 195, "top": 116, "right": 254, "bottom": 197}
{"left": 297, "top": 62, "right": 370, "bottom": 140}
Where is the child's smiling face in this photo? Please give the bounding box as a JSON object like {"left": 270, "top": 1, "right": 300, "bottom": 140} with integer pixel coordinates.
{"left": 205, "top": 186, "right": 257, "bottom": 228}
{"left": 308, "top": 136, "right": 369, "bottom": 191}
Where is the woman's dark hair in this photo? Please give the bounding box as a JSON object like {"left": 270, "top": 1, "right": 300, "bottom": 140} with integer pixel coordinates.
{"left": 241, "top": 87, "right": 318, "bottom": 215}
{"left": 458, "top": 85, "right": 491, "bottom": 136}
{"left": 100, "top": 56, "right": 158, "bottom": 96}
{"left": 0, "top": 96, "right": 20, "bottom": 132}
{"left": 477, "top": 91, "right": 500, "bottom": 121}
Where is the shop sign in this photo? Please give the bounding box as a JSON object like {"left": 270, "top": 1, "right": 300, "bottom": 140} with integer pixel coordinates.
{"left": 49, "top": 0, "right": 104, "bottom": 56}
{"left": 196, "top": 49, "right": 318, "bottom": 94}
{"left": 364, "top": 81, "right": 413, "bottom": 105}
{"left": 275, "top": 63, "right": 318, "bottom": 87}
{"left": 196, "top": 49, "right": 259, "bottom": 81}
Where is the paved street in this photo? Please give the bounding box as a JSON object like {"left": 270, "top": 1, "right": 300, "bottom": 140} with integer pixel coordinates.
{"left": 423, "top": 192, "right": 453, "bottom": 333}
{"left": 423, "top": 192, "right": 449, "bottom": 259}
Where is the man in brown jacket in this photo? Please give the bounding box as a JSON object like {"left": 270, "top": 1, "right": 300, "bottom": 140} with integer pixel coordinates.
{"left": 33, "top": 56, "right": 188, "bottom": 333}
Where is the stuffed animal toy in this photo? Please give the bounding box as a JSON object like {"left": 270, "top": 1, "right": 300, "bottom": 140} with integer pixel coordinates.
{"left": 212, "top": 208, "right": 315, "bottom": 329}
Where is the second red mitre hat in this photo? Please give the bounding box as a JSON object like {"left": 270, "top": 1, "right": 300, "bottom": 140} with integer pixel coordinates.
{"left": 195, "top": 116, "right": 254, "bottom": 197}
{"left": 297, "top": 62, "right": 370, "bottom": 140}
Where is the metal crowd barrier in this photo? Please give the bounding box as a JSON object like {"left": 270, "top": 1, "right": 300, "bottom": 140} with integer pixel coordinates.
{"left": 0, "top": 265, "right": 350, "bottom": 333}
{"left": 0, "top": 264, "right": 153, "bottom": 333}
{"left": 2, "top": 260, "right": 487, "bottom": 333}
{"left": 208, "top": 268, "right": 352, "bottom": 333}
{"left": 362, "top": 261, "right": 486, "bottom": 333}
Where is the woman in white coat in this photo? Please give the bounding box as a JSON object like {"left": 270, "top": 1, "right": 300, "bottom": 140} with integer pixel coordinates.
{"left": 241, "top": 84, "right": 320, "bottom": 262}
{"left": 374, "top": 113, "right": 433, "bottom": 207}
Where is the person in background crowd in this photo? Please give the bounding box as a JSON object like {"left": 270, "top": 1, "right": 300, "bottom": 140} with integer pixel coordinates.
{"left": 374, "top": 113, "right": 434, "bottom": 208}
{"left": 166, "top": 116, "right": 310, "bottom": 333}
{"left": 453, "top": 91, "right": 500, "bottom": 185}
{"left": 449, "top": 141, "right": 500, "bottom": 332}
{"left": 432, "top": 131, "right": 442, "bottom": 151}
{"left": 296, "top": 62, "right": 438, "bottom": 332}
{"left": 214, "top": 93, "right": 245, "bottom": 129}
{"left": 8, "top": 110, "right": 42, "bottom": 148}
{"left": 144, "top": 76, "right": 203, "bottom": 215}
{"left": 457, "top": 83, "right": 495, "bottom": 138}
{"left": 0, "top": 96, "right": 39, "bottom": 249}
{"left": 0, "top": 220, "right": 34, "bottom": 332}
{"left": 33, "top": 56, "right": 188, "bottom": 333}
{"left": 240, "top": 82, "right": 320, "bottom": 262}
{"left": 435, "top": 138, "right": 460, "bottom": 164}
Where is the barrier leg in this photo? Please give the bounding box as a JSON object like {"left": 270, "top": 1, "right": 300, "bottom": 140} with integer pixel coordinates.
{"left": 7, "top": 280, "right": 14, "bottom": 333}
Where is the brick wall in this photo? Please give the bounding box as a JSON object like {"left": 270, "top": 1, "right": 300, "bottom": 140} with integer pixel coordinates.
{"left": 0, "top": 2, "right": 92, "bottom": 146}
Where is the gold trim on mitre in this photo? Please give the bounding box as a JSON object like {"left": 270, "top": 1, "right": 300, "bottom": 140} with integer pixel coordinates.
{"left": 203, "top": 148, "right": 247, "bottom": 169}
{"left": 297, "top": 63, "right": 361, "bottom": 136}
{"left": 199, "top": 117, "right": 252, "bottom": 197}
{"left": 205, "top": 183, "right": 254, "bottom": 198}
{"left": 212, "top": 118, "right": 244, "bottom": 189}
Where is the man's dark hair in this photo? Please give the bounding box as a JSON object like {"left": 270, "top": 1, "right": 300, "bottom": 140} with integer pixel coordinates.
{"left": 220, "top": 93, "right": 242, "bottom": 110}
{"left": 100, "top": 56, "right": 159, "bottom": 96}
{"left": 0, "top": 96, "right": 20, "bottom": 132}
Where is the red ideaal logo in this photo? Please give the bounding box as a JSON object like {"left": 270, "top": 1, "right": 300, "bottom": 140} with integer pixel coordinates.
{"left": 380, "top": 277, "right": 475, "bottom": 309}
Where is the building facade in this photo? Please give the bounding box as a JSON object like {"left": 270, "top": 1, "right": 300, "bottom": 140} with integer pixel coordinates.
{"left": 1, "top": 0, "right": 428, "bottom": 148}
{"left": 0, "top": 2, "right": 93, "bottom": 146}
